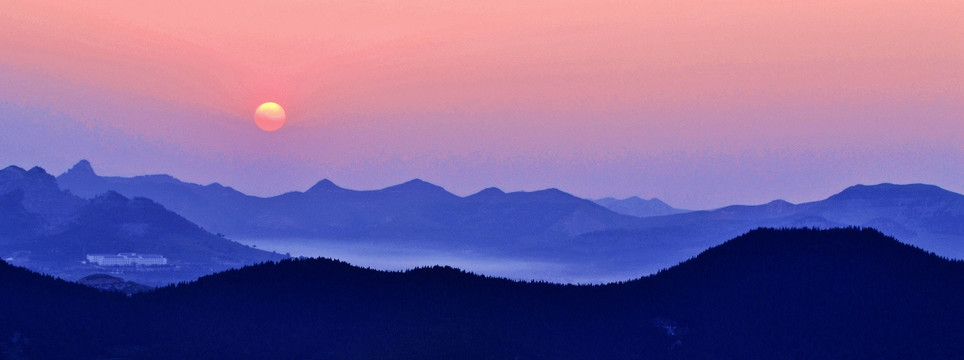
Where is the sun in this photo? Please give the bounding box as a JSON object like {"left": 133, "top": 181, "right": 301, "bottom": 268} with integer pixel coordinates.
{"left": 254, "top": 102, "right": 286, "bottom": 132}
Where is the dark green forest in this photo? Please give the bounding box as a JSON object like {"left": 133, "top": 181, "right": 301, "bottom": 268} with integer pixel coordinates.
{"left": 2, "top": 228, "right": 963, "bottom": 359}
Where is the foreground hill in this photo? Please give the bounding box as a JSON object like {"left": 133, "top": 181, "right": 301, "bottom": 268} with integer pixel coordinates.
{"left": 1, "top": 228, "right": 962, "bottom": 359}
{"left": 77, "top": 273, "right": 152, "bottom": 294}
{"left": 0, "top": 165, "right": 284, "bottom": 285}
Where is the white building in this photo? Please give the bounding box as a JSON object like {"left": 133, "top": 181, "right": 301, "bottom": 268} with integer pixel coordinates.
{"left": 86, "top": 253, "right": 168, "bottom": 266}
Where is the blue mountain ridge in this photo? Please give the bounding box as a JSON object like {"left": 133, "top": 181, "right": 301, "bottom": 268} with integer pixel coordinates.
{"left": 0, "top": 165, "right": 284, "bottom": 285}
{"left": 57, "top": 160, "right": 639, "bottom": 242}
{"left": 593, "top": 196, "right": 689, "bottom": 217}
{"left": 51, "top": 160, "right": 964, "bottom": 282}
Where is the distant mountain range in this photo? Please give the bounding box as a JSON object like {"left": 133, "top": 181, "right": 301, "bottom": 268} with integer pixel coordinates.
{"left": 53, "top": 160, "right": 964, "bottom": 282}
{"left": 573, "top": 182, "right": 964, "bottom": 275}
{"left": 57, "top": 159, "right": 639, "bottom": 246}
{"left": 593, "top": 196, "right": 688, "bottom": 217}
{"left": 0, "top": 165, "right": 284, "bottom": 285}
{"left": 2, "top": 228, "right": 962, "bottom": 359}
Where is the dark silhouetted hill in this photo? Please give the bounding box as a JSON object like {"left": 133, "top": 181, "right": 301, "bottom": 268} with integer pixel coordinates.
{"left": 77, "top": 273, "right": 153, "bottom": 294}
{"left": 630, "top": 227, "right": 964, "bottom": 358}
{"left": 0, "top": 259, "right": 130, "bottom": 359}
{"left": 2, "top": 228, "right": 962, "bottom": 359}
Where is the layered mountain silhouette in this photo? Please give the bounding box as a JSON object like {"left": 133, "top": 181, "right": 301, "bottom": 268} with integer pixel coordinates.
{"left": 0, "top": 165, "right": 284, "bottom": 285}
{"left": 0, "top": 165, "right": 85, "bottom": 234}
{"left": 2, "top": 228, "right": 962, "bottom": 359}
{"left": 58, "top": 160, "right": 639, "bottom": 245}
{"left": 593, "top": 196, "right": 688, "bottom": 217}
{"left": 574, "top": 182, "right": 964, "bottom": 274}
{"left": 55, "top": 160, "right": 964, "bottom": 282}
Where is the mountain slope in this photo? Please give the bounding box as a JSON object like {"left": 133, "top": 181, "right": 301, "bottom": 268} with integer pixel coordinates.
{"left": 0, "top": 190, "right": 45, "bottom": 238}
{"left": 54, "top": 161, "right": 964, "bottom": 282}
{"left": 0, "top": 259, "right": 132, "bottom": 359}
{"left": 57, "top": 159, "right": 256, "bottom": 234}
{"left": 801, "top": 183, "right": 964, "bottom": 255}
{"left": 572, "top": 183, "right": 964, "bottom": 276}
{"left": 593, "top": 196, "right": 688, "bottom": 217}
{"left": 1, "top": 165, "right": 85, "bottom": 225}
{"left": 56, "top": 160, "right": 639, "bottom": 243}
{"left": 39, "top": 191, "right": 278, "bottom": 264}
{"left": 0, "top": 165, "right": 284, "bottom": 285}
{"left": 2, "top": 228, "right": 962, "bottom": 359}
{"left": 633, "top": 227, "right": 964, "bottom": 358}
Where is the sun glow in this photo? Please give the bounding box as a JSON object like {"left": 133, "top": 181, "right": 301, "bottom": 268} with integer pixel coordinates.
{"left": 254, "top": 102, "right": 286, "bottom": 132}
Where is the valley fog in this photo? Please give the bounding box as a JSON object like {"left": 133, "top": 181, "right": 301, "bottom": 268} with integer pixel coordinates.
{"left": 234, "top": 238, "right": 652, "bottom": 284}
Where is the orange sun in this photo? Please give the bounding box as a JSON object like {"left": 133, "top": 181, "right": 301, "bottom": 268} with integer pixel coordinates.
{"left": 254, "top": 102, "right": 286, "bottom": 132}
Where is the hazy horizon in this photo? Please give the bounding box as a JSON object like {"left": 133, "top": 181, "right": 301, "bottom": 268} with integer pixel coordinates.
{"left": 2, "top": 1, "right": 961, "bottom": 209}
{"left": 8, "top": 158, "right": 964, "bottom": 212}
{"left": 12, "top": 158, "right": 961, "bottom": 213}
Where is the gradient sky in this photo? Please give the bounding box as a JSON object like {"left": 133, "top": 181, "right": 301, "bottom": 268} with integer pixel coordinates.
{"left": 1, "top": 0, "right": 961, "bottom": 209}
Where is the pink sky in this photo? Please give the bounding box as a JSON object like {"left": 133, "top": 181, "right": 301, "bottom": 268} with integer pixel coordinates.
{"left": 1, "top": 0, "right": 962, "bottom": 208}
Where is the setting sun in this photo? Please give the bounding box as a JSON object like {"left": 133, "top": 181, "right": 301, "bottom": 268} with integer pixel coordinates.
{"left": 254, "top": 102, "right": 286, "bottom": 132}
